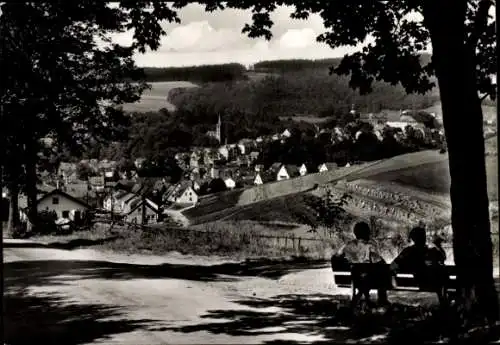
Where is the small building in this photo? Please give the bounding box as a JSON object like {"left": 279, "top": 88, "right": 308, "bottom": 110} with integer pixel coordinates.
{"left": 318, "top": 162, "right": 338, "bottom": 173}
{"left": 125, "top": 198, "right": 160, "bottom": 224}
{"left": 36, "top": 189, "right": 89, "bottom": 221}
{"left": 249, "top": 151, "right": 260, "bottom": 161}
{"left": 237, "top": 143, "right": 246, "bottom": 155}
{"left": 224, "top": 177, "right": 236, "bottom": 190}
{"left": 103, "top": 191, "right": 136, "bottom": 214}
{"left": 134, "top": 157, "right": 146, "bottom": 169}
{"left": 255, "top": 164, "right": 265, "bottom": 172}
{"left": 218, "top": 146, "right": 229, "bottom": 160}
{"left": 254, "top": 172, "right": 274, "bottom": 185}
{"left": 277, "top": 165, "right": 300, "bottom": 181}
{"left": 166, "top": 183, "right": 198, "bottom": 205}
{"left": 189, "top": 152, "right": 200, "bottom": 168}
{"left": 298, "top": 164, "right": 308, "bottom": 176}
{"left": 269, "top": 162, "right": 283, "bottom": 173}
{"left": 281, "top": 129, "right": 292, "bottom": 138}
{"left": 254, "top": 173, "right": 264, "bottom": 185}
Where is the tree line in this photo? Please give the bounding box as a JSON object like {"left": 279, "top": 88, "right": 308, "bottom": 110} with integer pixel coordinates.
{"left": 143, "top": 63, "right": 248, "bottom": 83}
{"left": 169, "top": 67, "right": 440, "bottom": 119}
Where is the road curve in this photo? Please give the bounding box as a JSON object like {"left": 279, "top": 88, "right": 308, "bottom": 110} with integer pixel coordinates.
{"left": 4, "top": 239, "right": 498, "bottom": 344}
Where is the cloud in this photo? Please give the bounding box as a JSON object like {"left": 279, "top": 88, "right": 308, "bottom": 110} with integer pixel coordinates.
{"left": 160, "top": 21, "right": 253, "bottom": 53}
{"left": 108, "top": 3, "right": 431, "bottom": 67}
{"left": 278, "top": 28, "right": 318, "bottom": 49}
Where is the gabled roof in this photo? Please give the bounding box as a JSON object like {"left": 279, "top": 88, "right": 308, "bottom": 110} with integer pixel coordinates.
{"left": 38, "top": 189, "right": 90, "bottom": 209}
{"left": 128, "top": 200, "right": 160, "bottom": 215}
{"left": 256, "top": 172, "right": 275, "bottom": 183}
{"left": 282, "top": 164, "right": 300, "bottom": 176}
{"left": 269, "top": 162, "right": 282, "bottom": 171}
{"left": 320, "top": 162, "right": 338, "bottom": 170}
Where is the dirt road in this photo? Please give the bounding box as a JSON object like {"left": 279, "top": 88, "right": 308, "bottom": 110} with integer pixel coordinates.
{"left": 3, "top": 239, "right": 498, "bottom": 344}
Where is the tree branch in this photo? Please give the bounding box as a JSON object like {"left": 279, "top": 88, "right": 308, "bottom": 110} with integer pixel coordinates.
{"left": 467, "top": 0, "right": 493, "bottom": 53}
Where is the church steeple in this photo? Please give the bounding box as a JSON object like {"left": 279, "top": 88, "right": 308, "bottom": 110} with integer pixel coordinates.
{"left": 216, "top": 114, "right": 221, "bottom": 143}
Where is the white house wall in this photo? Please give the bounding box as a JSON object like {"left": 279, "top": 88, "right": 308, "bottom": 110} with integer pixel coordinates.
{"left": 37, "top": 195, "right": 88, "bottom": 220}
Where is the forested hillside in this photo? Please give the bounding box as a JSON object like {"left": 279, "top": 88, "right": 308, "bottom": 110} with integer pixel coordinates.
{"left": 143, "top": 63, "right": 247, "bottom": 83}
{"left": 168, "top": 57, "right": 440, "bottom": 118}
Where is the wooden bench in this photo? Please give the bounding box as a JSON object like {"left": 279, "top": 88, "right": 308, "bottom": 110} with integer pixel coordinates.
{"left": 331, "top": 256, "right": 458, "bottom": 307}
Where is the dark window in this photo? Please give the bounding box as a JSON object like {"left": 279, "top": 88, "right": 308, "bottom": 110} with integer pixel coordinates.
{"left": 62, "top": 210, "right": 69, "bottom": 218}
{"left": 52, "top": 197, "right": 59, "bottom": 205}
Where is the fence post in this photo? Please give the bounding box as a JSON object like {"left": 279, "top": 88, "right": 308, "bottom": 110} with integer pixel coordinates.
{"left": 292, "top": 234, "right": 296, "bottom": 250}
{"left": 298, "top": 237, "right": 301, "bottom": 251}
{"left": 285, "top": 236, "right": 288, "bottom": 248}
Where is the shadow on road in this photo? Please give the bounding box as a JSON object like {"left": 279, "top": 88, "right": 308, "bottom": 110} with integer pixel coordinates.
{"left": 161, "top": 292, "right": 500, "bottom": 344}
{"left": 3, "top": 236, "right": 121, "bottom": 250}
{"left": 4, "top": 257, "right": 329, "bottom": 287}
{"left": 4, "top": 288, "right": 158, "bottom": 345}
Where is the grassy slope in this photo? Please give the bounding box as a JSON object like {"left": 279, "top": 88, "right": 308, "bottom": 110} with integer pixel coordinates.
{"left": 121, "top": 81, "right": 199, "bottom": 113}
{"left": 366, "top": 137, "right": 498, "bottom": 201}
{"left": 185, "top": 139, "right": 497, "bottom": 226}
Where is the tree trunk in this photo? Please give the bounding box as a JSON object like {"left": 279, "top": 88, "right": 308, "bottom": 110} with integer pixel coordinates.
{"left": 25, "top": 150, "right": 38, "bottom": 228}
{"left": 7, "top": 184, "right": 21, "bottom": 235}
{"left": 423, "top": 0, "right": 499, "bottom": 325}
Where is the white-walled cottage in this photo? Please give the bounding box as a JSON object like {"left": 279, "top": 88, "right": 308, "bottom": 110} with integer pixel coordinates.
{"left": 277, "top": 165, "right": 300, "bottom": 181}
{"left": 37, "top": 189, "right": 89, "bottom": 221}
{"left": 318, "top": 162, "right": 338, "bottom": 173}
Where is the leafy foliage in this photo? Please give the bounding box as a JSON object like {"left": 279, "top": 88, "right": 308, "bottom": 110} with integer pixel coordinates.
{"left": 169, "top": 63, "right": 440, "bottom": 119}
{"left": 287, "top": 187, "right": 351, "bottom": 233}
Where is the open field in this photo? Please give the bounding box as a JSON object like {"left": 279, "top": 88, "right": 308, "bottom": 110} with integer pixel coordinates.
{"left": 121, "top": 81, "right": 199, "bottom": 113}
{"left": 182, "top": 140, "right": 497, "bottom": 231}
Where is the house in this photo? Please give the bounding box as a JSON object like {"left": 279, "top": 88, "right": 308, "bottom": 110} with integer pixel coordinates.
{"left": 36, "top": 189, "right": 89, "bottom": 221}
{"left": 254, "top": 173, "right": 264, "bottom": 185}
{"left": 277, "top": 165, "right": 300, "bottom": 181}
{"left": 88, "top": 176, "right": 105, "bottom": 192}
{"left": 58, "top": 162, "right": 78, "bottom": 184}
{"left": 298, "top": 164, "right": 308, "bottom": 176}
{"left": 203, "top": 151, "right": 216, "bottom": 166}
{"left": 254, "top": 164, "right": 265, "bottom": 172}
{"left": 235, "top": 155, "right": 250, "bottom": 167}
{"left": 210, "top": 166, "right": 221, "bottom": 179}
{"left": 189, "top": 152, "right": 200, "bottom": 168}
{"left": 103, "top": 191, "right": 136, "bottom": 214}
{"left": 237, "top": 143, "right": 246, "bottom": 155}
{"left": 168, "top": 184, "right": 198, "bottom": 204}
{"left": 318, "top": 162, "right": 338, "bottom": 173}
{"left": 134, "top": 157, "right": 146, "bottom": 169}
{"left": 224, "top": 177, "right": 236, "bottom": 190}
{"left": 269, "top": 162, "right": 283, "bottom": 174}
{"left": 124, "top": 197, "right": 160, "bottom": 224}
{"left": 249, "top": 151, "right": 260, "bottom": 162}
{"left": 218, "top": 146, "right": 229, "bottom": 160}
{"left": 281, "top": 129, "right": 292, "bottom": 138}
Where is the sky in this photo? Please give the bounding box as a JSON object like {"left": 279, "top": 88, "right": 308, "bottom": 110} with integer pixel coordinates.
{"left": 110, "top": 3, "right": 373, "bottom": 67}
{"left": 110, "top": 3, "right": 495, "bottom": 69}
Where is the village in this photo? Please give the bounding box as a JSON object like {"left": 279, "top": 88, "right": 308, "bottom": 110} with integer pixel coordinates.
{"left": 11, "top": 107, "right": 465, "bottom": 232}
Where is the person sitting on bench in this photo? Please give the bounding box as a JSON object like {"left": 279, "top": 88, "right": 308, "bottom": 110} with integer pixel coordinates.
{"left": 336, "top": 221, "right": 390, "bottom": 307}
{"left": 390, "top": 226, "right": 448, "bottom": 304}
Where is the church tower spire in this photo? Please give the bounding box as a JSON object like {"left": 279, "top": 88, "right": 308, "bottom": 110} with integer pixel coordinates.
{"left": 216, "top": 114, "right": 221, "bottom": 143}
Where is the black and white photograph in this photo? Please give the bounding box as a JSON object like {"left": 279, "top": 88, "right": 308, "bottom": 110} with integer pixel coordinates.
{"left": 1, "top": 1, "right": 499, "bottom": 343}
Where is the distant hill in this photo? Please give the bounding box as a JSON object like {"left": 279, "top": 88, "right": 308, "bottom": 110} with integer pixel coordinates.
{"left": 143, "top": 63, "right": 247, "bottom": 83}
{"left": 168, "top": 65, "right": 440, "bottom": 118}
{"left": 127, "top": 55, "right": 440, "bottom": 116}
